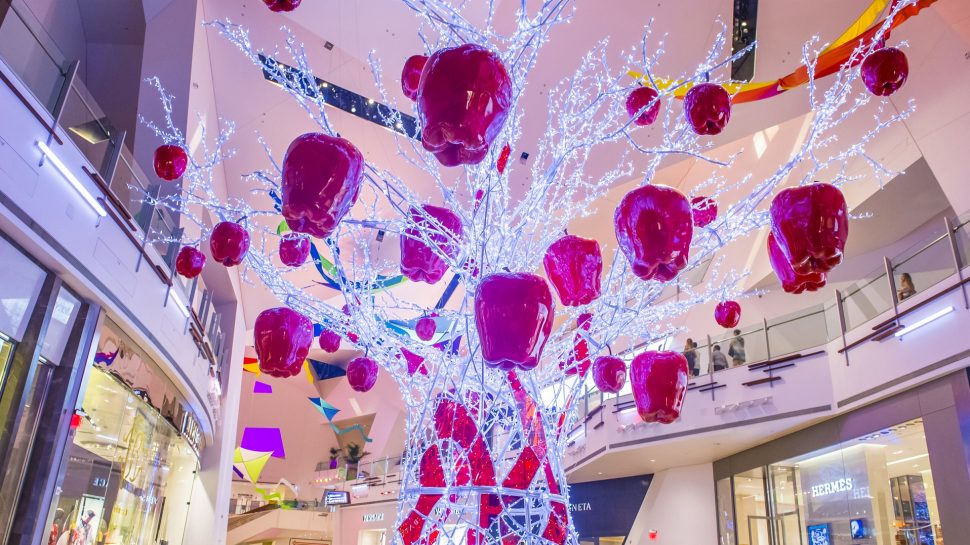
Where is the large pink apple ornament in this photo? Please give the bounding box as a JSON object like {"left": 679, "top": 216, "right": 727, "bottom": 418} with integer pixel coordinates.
{"left": 714, "top": 301, "right": 741, "bottom": 328}
{"left": 592, "top": 356, "right": 627, "bottom": 394}
{"left": 154, "top": 145, "right": 188, "bottom": 181}
{"left": 175, "top": 246, "right": 205, "bottom": 279}
{"left": 684, "top": 83, "right": 732, "bottom": 135}
{"left": 614, "top": 185, "right": 693, "bottom": 282}
{"left": 263, "top": 0, "right": 300, "bottom": 12}
{"left": 401, "top": 55, "right": 428, "bottom": 101}
{"left": 318, "top": 329, "right": 341, "bottom": 353}
{"left": 347, "top": 356, "right": 379, "bottom": 392}
{"left": 542, "top": 234, "right": 603, "bottom": 306}
{"left": 400, "top": 205, "right": 463, "bottom": 284}
{"left": 770, "top": 183, "right": 849, "bottom": 275}
{"left": 254, "top": 307, "right": 313, "bottom": 378}
{"left": 475, "top": 272, "right": 555, "bottom": 371}
{"left": 279, "top": 233, "right": 310, "bottom": 267}
{"left": 281, "top": 133, "right": 364, "bottom": 238}
{"left": 210, "top": 222, "right": 250, "bottom": 267}
{"left": 768, "top": 233, "right": 827, "bottom": 294}
{"left": 691, "top": 196, "right": 718, "bottom": 227}
{"left": 625, "top": 87, "right": 661, "bottom": 126}
{"left": 861, "top": 47, "right": 909, "bottom": 97}
{"left": 416, "top": 43, "right": 513, "bottom": 166}
{"left": 630, "top": 351, "right": 689, "bottom": 424}
{"left": 415, "top": 316, "right": 436, "bottom": 341}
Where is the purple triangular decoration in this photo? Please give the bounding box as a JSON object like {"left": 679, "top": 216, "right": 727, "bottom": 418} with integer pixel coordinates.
{"left": 253, "top": 380, "right": 273, "bottom": 394}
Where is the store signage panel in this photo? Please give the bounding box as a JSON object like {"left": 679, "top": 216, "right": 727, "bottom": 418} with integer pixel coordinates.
{"left": 325, "top": 490, "right": 351, "bottom": 506}
{"left": 363, "top": 513, "right": 385, "bottom": 522}
{"left": 567, "top": 474, "right": 652, "bottom": 538}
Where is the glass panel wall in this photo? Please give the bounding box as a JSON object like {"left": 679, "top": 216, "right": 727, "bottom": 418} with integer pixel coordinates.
{"left": 719, "top": 418, "right": 942, "bottom": 545}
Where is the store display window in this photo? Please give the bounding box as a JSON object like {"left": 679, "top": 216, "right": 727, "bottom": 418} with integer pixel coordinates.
{"left": 719, "top": 418, "right": 942, "bottom": 545}
{"left": 43, "top": 321, "right": 202, "bottom": 545}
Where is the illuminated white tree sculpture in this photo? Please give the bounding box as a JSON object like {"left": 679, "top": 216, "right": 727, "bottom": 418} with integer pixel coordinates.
{"left": 143, "top": 1, "right": 921, "bottom": 543}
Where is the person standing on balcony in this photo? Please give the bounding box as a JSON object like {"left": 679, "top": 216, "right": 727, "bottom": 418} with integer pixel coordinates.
{"left": 711, "top": 345, "right": 728, "bottom": 372}
{"left": 683, "top": 338, "right": 699, "bottom": 377}
{"left": 728, "top": 330, "right": 746, "bottom": 367}
{"left": 897, "top": 272, "right": 916, "bottom": 300}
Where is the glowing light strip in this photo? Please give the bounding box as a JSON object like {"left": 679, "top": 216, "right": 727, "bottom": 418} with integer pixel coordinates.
{"left": 886, "top": 453, "right": 929, "bottom": 466}
{"left": 894, "top": 306, "right": 953, "bottom": 338}
{"left": 37, "top": 141, "right": 107, "bottom": 217}
{"left": 171, "top": 290, "right": 191, "bottom": 319}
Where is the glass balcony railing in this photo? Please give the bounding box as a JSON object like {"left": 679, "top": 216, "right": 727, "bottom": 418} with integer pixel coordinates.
{"left": 0, "top": 2, "right": 231, "bottom": 386}
{"left": 571, "top": 213, "right": 970, "bottom": 423}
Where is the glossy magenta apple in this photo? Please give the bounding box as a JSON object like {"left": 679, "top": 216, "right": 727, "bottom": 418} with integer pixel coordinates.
{"left": 417, "top": 43, "right": 512, "bottom": 166}
{"left": 592, "top": 356, "right": 627, "bottom": 394}
{"left": 630, "top": 351, "right": 689, "bottom": 424}
{"left": 714, "top": 300, "right": 741, "bottom": 328}
{"left": 209, "top": 222, "right": 250, "bottom": 267}
{"left": 614, "top": 184, "right": 693, "bottom": 282}
{"left": 770, "top": 183, "right": 848, "bottom": 275}
{"left": 542, "top": 234, "right": 603, "bottom": 306}
{"left": 861, "top": 47, "right": 909, "bottom": 97}
{"left": 626, "top": 86, "right": 660, "bottom": 126}
{"left": 768, "top": 232, "right": 827, "bottom": 294}
{"left": 347, "top": 356, "right": 379, "bottom": 392}
{"left": 400, "top": 204, "right": 463, "bottom": 284}
{"left": 415, "top": 316, "right": 436, "bottom": 341}
{"left": 401, "top": 54, "right": 428, "bottom": 101}
{"left": 263, "top": 0, "right": 300, "bottom": 12}
{"left": 474, "top": 272, "right": 554, "bottom": 371}
{"left": 684, "top": 83, "right": 731, "bottom": 135}
{"left": 691, "top": 195, "right": 718, "bottom": 228}
{"left": 318, "top": 329, "right": 340, "bottom": 353}
{"left": 153, "top": 145, "right": 188, "bottom": 181}
{"left": 254, "top": 307, "right": 313, "bottom": 378}
{"left": 281, "top": 133, "right": 364, "bottom": 238}
{"left": 279, "top": 233, "right": 310, "bottom": 267}
{"left": 175, "top": 246, "right": 205, "bottom": 279}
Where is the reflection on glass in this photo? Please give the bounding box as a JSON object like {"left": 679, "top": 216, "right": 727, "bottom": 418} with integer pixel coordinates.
{"left": 44, "top": 368, "right": 198, "bottom": 545}
{"left": 0, "top": 236, "right": 47, "bottom": 342}
{"left": 41, "top": 287, "right": 82, "bottom": 363}
{"left": 726, "top": 418, "right": 943, "bottom": 545}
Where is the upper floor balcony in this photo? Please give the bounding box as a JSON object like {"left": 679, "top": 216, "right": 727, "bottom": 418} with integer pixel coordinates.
{"left": 564, "top": 211, "right": 970, "bottom": 479}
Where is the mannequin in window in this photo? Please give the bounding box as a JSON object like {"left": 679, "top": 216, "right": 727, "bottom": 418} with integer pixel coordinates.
{"left": 897, "top": 272, "right": 916, "bottom": 300}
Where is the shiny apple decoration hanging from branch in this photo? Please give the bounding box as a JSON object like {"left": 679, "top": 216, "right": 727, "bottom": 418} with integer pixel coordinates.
{"left": 138, "top": 3, "right": 924, "bottom": 544}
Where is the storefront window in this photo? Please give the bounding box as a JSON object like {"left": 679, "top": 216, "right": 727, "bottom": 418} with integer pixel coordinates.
{"left": 721, "top": 418, "right": 942, "bottom": 545}
{"left": 45, "top": 368, "right": 199, "bottom": 545}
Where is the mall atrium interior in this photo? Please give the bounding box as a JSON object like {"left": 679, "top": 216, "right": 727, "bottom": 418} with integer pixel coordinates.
{"left": 1, "top": 1, "right": 970, "bottom": 545}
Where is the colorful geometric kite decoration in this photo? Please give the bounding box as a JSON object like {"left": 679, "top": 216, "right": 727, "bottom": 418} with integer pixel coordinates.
{"left": 242, "top": 356, "right": 261, "bottom": 377}
{"left": 233, "top": 447, "right": 272, "bottom": 484}
{"left": 308, "top": 397, "right": 373, "bottom": 443}
{"left": 253, "top": 381, "right": 273, "bottom": 394}
{"left": 308, "top": 359, "right": 346, "bottom": 381}
{"left": 241, "top": 427, "right": 286, "bottom": 459}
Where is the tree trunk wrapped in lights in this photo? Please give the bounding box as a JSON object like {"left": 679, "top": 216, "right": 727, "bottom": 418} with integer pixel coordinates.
{"left": 138, "top": 1, "right": 925, "bottom": 543}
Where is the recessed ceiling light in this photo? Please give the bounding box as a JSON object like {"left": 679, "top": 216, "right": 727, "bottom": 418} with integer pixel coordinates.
{"left": 649, "top": 459, "right": 656, "bottom": 462}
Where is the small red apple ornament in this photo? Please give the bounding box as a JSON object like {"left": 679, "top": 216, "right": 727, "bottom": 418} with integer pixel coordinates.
{"left": 400, "top": 204, "right": 463, "bottom": 284}
{"left": 263, "top": 0, "right": 300, "bottom": 12}
{"left": 626, "top": 87, "right": 661, "bottom": 126}
{"left": 691, "top": 196, "right": 718, "bottom": 228}
{"left": 417, "top": 43, "right": 512, "bottom": 166}
{"left": 614, "top": 184, "right": 693, "bottom": 282}
{"left": 281, "top": 133, "right": 364, "bottom": 239}
{"left": 684, "top": 83, "right": 731, "bottom": 135}
{"left": 630, "top": 351, "right": 689, "bottom": 424}
{"left": 401, "top": 55, "right": 428, "bottom": 101}
{"left": 153, "top": 145, "right": 188, "bottom": 181}
{"left": 768, "top": 233, "right": 827, "bottom": 294}
{"left": 861, "top": 47, "right": 909, "bottom": 97}
{"left": 254, "top": 307, "right": 313, "bottom": 378}
{"left": 347, "top": 356, "right": 379, "bottom": 392}
{"left": 592, "top": 356, "right": 627, "bottom": 394}
{"left": 714, "top": 301, "right": 741, "bottom": 328}
{"left": 474, "top": 272, "right": 555, "bottom": 371}
{"left": 175, "top": 246, "right": 205, "bottom": 279}
{"left": 415, "top": 316, "right": 436, "bottom": 341}
{"left": 279, "top": 233, "right": 310, "bottom": 267}
{"left": 542, "top": 234, "right": 603, "bottom": 306}
{"left": 769, "top": 182, "right": 848, "bottom": 275}
{"left": 209, "top": 222, "right": 250, "bottom": 267}
{"left": 318, "top": 329, "right": 340, "bottom": 353}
